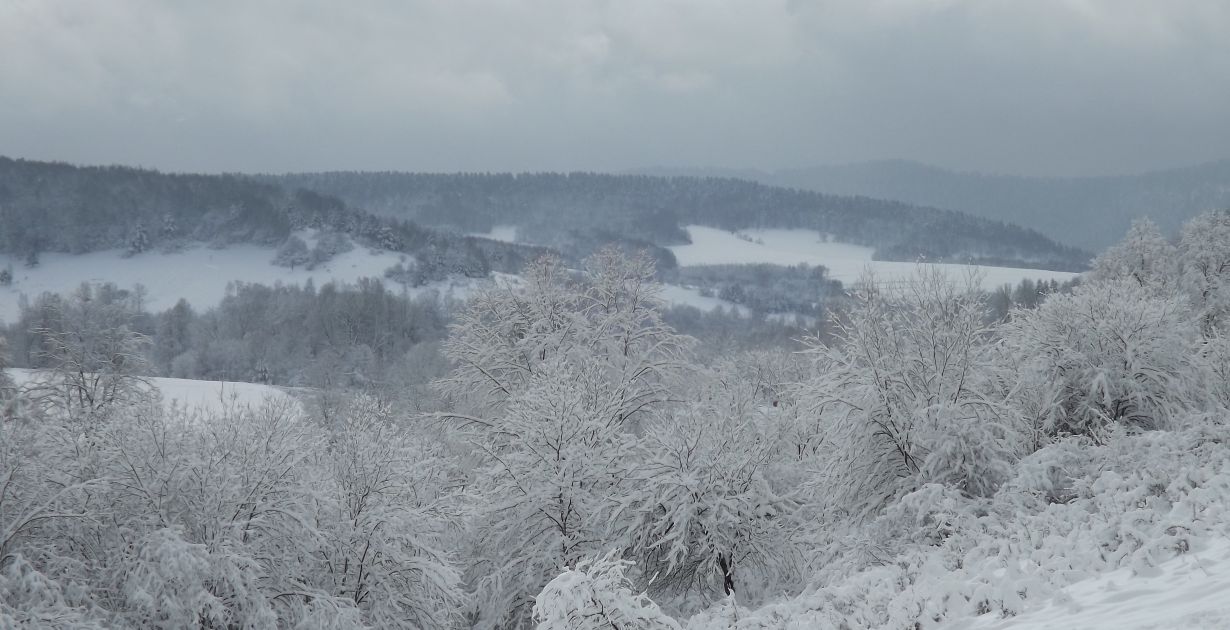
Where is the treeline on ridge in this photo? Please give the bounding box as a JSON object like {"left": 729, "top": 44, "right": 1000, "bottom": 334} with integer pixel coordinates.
{"left": 0, "top": 157, "right": 549, "bottom": 282}
{"left": 273, "top": 171, "right": 1091, "bottom": 270}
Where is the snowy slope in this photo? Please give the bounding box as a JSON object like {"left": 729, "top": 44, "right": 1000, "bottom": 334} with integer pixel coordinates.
{"left": 670, "top": 226, "right": 1080, "bottom": 290}
{"left": 0, "top": 241, "right": 480, "bottom": 324}
{"left": 6, "top": 368, "right": 300, "bottom": 416}
{"left": 0, "top": 239, "right": 747, "bottom": 324}
{"left": 953, "top": 538, "right": 1230, "bottom": 630}
{"left": 656, "top": 283, "right": 746, "bottom": 314}
{"left": 468, "top": 225, "right": 519, "bottom": 243}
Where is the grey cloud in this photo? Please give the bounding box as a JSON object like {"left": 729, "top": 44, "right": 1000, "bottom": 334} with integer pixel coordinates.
{"left": 1, "top": 0, "right": 1226, "bottom": 175}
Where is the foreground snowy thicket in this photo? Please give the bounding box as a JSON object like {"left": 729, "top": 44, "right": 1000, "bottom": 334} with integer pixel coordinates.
{"left": 0, "top": 212, "right": 1228, "bottom": 628}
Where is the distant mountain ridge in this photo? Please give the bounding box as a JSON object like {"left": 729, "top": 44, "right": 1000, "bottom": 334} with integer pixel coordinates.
{"left": 639, "top": 159, "right": 1230, "bottom": 251}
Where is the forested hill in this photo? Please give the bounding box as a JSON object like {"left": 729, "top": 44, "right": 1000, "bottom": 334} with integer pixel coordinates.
{"left": 731, "top": 159, "right": 1230, "bottom": 252}
{"left": 0, "top": 157, "right": 547, "bottom": 279}
{"left": 271, "top": 171, "right": 1091, "bottom": 271}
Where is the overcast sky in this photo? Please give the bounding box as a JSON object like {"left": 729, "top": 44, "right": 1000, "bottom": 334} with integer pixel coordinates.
{"left": 2, "top": 0, "right": 1227, "bottom": 177}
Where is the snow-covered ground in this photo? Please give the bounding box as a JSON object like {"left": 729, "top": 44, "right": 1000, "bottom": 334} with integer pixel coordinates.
{"left": 0, "top": 225, "right": 1070, "bottom": 324}
{"left": 6, "top": 368, "right": 299, "bottom": 417}
{"left": 0, "top": 242, "right": 480, "bottom": 324}
{"left": 670, "top": 226, "right": 1080, "bottom": 290}
{"left": 0, "top": 240, "right": 749, "bottom": 324}
{"left": 468, "top": 225, "right": 519, "bottom": 243}
{"left": 656, "top": 283, "right": 746, "bottom": 314}
{"left": 954, "top": 538, "right": 1230, "bottom": 630}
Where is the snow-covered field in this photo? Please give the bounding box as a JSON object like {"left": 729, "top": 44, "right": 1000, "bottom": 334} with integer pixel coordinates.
{"left": 6, "top": 368, "right": 299, "bottom": 416}
{"left": 468, "top": 225, "right": 518, "bottom": 243}
{"left": 957, "top": 538, "right": 1230, "bottom": 630}
{"left": 670, "top": 226, "right": 1080, "bottom": 289}
{"left": 0, "top": 242, "right": 478, "bottom": 324}
{"left": 656, "top": 283, "right": 746, "bottom": 314}
{"left": 0, "top": 239, "right": 747, "bottom": 324}
{"left": 0, "top": 226, "right": 1079, "bottom": 324}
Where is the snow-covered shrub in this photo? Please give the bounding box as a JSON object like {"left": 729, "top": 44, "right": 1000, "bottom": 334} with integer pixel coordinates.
{"left": 384, "top": 259, "right": 419, "bottom": 287}
{"left": 273, "top": 234, "right": 311, "bottom": 268}
{"left": 309, "top": 231, "right": 354, "bottom": 269}
{"left": 1002, "top": 279, "right": 1210, "bottom": 441}
{"left": 797, "top": 268, "right": 1020, "bottom": 519}
{"left": 0, "top": 554, "right": 106, "bottom": 628}
{"left": 121, "top": 527, "right": 272, "bottom": 629}
{"left": 0, "top": 388, "right": 465, "bottom": 629}
{"left": 534, "top": 553, "right": 681, "bottom": 630}
{"left": 686, "top": 417, "right": 1230, "bottom": 629}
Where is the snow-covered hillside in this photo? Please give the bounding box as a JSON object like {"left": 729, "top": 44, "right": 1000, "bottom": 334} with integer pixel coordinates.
{"left": 468, "top": 225, "right": 519, "bottom": 243}
{"left": 0, "top": 237, "right": 747, "bottom": 324}
{"left": 670, "top": 226, "right": 1080, "bottom": 289}
{"left": 6, "top": 368, "right": 299, "bottom": 416}
{"left": 0, "top": 241, "right": 481, "bottom": 324}
{"left": 958, "top": 538, "right": 1230, "bottom": 630}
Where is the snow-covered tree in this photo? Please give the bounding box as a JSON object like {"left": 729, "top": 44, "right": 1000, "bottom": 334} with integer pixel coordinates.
{"left": 0, "top": 396, "right": 108, "bottom": 624}
{"left": 1178, "top": 209, "right": 1230, "bottom": 335}
{"left": 1001, "top": 279, "right": 1209, "bottom": 442}
{"left": 438, "top": 250, "right": 686, "bottom": 420}
{"left": 797, "top": 268, "right": 1019, "bottom": 520}
{"left": 309, "top": 231, "right": 354, "bottom": 269}
{"left": 0, "top": 336, "right": 13, "bottom": 394}
{"left": 315, "top": 395, "right": 464, "bottom": 629}
{"left": 463, "top": 359, "right": 645, "bottom": 628}
{"left": 606, "top": 355, "right": 806, "bottom": 610}
{"left": 1200, "top": 331, "right": 1230, "bottom": 409}
{"left": 273, "top": 234, "right": 312, "bottom": 269}
{"left": 439, "top": 250, "right": 689, "bottom": 629}
{"left": 1087, "top": 217, "right": 1178, "bottom": 293}
{"left": 95, "top": 400, "right": 317, "bottom": 627}
{"left": 27, "top": 284, "right": 153, "bottom": 419}
{"left": 126, "top": 221, "right": 150, "bottom": 257}
{"left": 616, "top": 399, "right": 799, "bottom": 606}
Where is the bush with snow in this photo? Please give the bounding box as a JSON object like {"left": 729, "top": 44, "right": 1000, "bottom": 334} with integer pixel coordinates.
{"left": 534, "top": 554, "right": 680, "bottom": 630}
{"left": 796, "top": 268, "right": 1019, "bottom": 520}
{"left": 1002, "top": 279, "right": 1211, "bottom": 441}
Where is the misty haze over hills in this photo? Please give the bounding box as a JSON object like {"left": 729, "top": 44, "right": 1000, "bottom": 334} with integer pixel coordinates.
{"left": 638, "top": 159, "right": 1230, "bottom": 251}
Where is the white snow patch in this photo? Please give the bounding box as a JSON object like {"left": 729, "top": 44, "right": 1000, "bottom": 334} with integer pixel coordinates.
{"left": 6, "top": 368, "right": 300, "bottom": 417}
{"left": 0, "top": 244, "right": 481, "bottom": 324}
{"left": 953, "top": 538, "right": 1230, "bottom": 630}
{"left": 657, "top": 283, "right": 747, "bottom": 315}
{"left": 669, "top": 226, "right": 1079, "bottom": 290}
{"left": 468, "top": 225, "right": 518, "bottom": 243}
